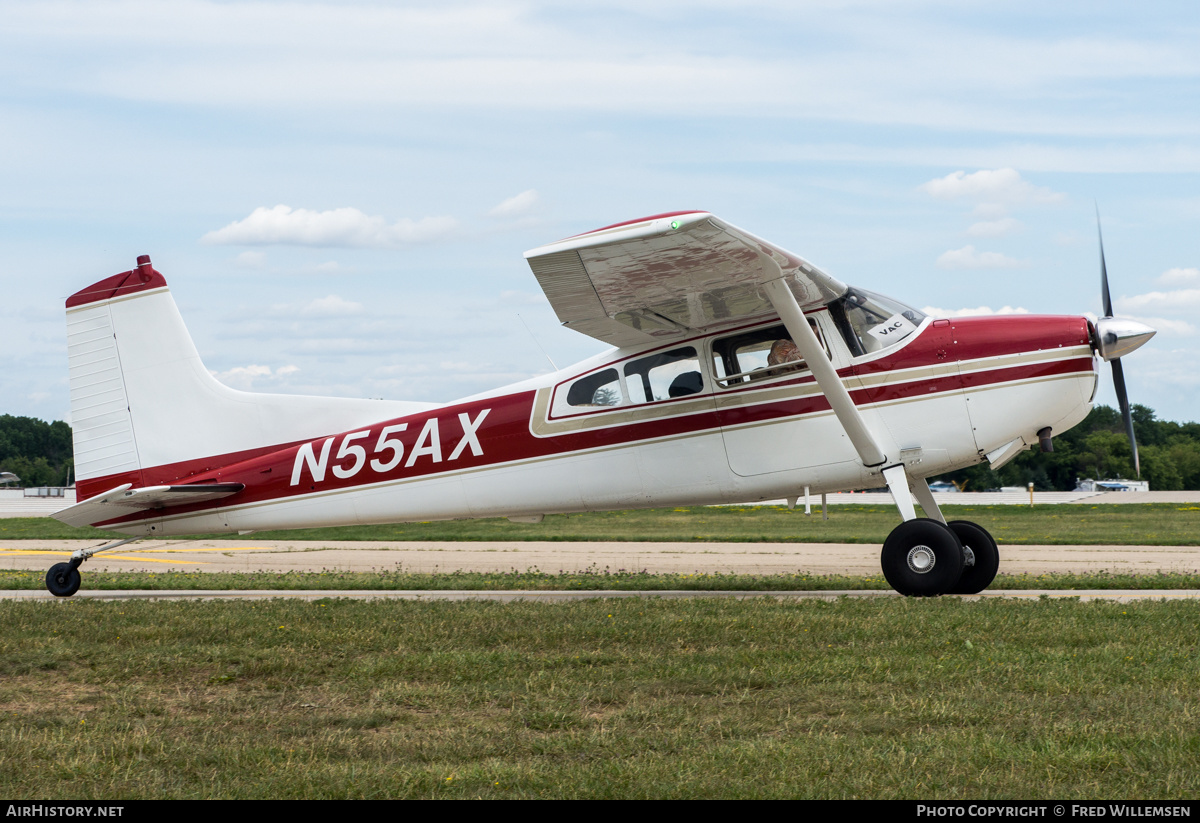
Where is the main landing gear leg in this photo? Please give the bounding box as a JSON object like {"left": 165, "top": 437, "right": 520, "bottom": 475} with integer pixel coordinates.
{"left": 45, "top": 535, "right": 144, "bottom": 598}
{"left": 879, "top": 466, "right": 1000, "bottom": 596}
{"left": 908, "top": 473, "right": 1002, "bottom": 592}
{"left": 880, "top": 466, "right": 962, "bottom": 597}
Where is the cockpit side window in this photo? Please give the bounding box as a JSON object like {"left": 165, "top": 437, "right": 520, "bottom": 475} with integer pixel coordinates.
{"left": 830, "top": 288, "right": 926, "bottom": 356}
{"left": 711, "top": 322, "right": 825, "bottom": 387}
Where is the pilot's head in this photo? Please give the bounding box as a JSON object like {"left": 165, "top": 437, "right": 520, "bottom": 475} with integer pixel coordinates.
{"left": 767, "top": 339, "right": 800, "bottom": 365}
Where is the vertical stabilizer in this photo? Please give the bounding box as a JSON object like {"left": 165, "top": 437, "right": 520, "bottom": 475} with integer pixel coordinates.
{"left": 65, "top": 256, "right": 434, "bottom": 500}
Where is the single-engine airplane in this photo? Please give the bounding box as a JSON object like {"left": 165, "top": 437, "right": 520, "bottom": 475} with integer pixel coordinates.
{"left": 49, "top": 211, "right": 1155, "bottom": 597}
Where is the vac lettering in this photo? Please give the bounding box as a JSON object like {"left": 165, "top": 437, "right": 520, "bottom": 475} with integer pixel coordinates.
{"left": 867, "top": 313, "right": 917, "bottom": 343}
{"left": 290, "top": 409, "right": 490, "bottom": 486}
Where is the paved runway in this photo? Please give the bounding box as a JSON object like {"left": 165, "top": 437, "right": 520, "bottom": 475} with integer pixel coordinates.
{"left": 3, "top": 538, "right": 1199, "bottom": 576}
{"left": 6, "top": 538, "right": 1197, "bottom": 603}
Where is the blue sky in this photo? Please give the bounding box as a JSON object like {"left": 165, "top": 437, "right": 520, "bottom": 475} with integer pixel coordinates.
{"left": 3, "top": 0, "right": 1198, "bottom": 425}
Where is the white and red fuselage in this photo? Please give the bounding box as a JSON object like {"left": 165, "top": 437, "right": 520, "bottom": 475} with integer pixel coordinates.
{"left": 64, "top": 255, "right": 1098, "bottom": 538}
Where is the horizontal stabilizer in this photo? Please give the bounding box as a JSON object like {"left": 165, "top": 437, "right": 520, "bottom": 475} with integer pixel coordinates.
{"left": 53, "top": 483, "right": 245, "bottom": 528}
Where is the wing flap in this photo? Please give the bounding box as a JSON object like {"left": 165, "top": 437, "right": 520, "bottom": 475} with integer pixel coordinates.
{"left": 525, "top": 212, "right": 847, "bottom": 347}
{"left": 53, "top": 483, "right": 245, "bottom": 528}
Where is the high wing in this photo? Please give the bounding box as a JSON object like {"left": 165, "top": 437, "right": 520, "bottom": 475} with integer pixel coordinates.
{"left": 524, "top": 211, "right": 848, "bottom": 348}
{"left": 53, "top": 483, "right": 245, "bottom": 529}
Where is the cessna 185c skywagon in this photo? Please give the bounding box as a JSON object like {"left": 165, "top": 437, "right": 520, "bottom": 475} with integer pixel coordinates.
{"left": 50, "top": 211, "right": 1155, "bottom": 598}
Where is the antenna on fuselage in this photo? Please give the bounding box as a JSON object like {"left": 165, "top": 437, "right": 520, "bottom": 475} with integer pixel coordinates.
{"left": 517, "top": 312, "right": 559, "bottom": 373}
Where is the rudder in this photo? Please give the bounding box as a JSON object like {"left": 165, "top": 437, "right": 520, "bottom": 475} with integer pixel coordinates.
{"left": 65, "top": 255, "right": 433, "bottom": 501}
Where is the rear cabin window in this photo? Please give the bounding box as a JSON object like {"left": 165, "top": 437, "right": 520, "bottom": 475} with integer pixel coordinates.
{"left": 623, "top": 347, "right": 704, "bottom": 403}
{"left": 554, "top": 368, "right": 624, "bottom": 416}
{"left": 566, "top": 368, "right": 622, "bottom": 407}
{"left": 711, "top": 322, "right": 826, "bottom": 387}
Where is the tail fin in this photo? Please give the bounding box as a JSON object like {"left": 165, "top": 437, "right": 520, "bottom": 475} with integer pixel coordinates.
{"left": 66, "top": 256, "right": 432, "bottom": 501}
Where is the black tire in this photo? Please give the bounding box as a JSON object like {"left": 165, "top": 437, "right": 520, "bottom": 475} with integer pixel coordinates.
{"left": 46, "top": 562, "right": 81, "bottom": 598}
{"left": 881, "top": 518, "right": 965, "bottom": 597}
{"left": 946, "top": 520, "right": 999, "bottom": 595}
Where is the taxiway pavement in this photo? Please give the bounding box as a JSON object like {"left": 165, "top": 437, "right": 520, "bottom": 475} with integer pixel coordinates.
{"left": 3, "top": 538, "right": 1199, "bottom": 577}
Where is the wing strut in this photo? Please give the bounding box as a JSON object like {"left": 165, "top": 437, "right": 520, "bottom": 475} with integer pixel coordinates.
{"left": 760, "top": 264, "right": 936, "bottom": 523}
{"left": 760, "top": 271, "right": 887, "bottom": 467}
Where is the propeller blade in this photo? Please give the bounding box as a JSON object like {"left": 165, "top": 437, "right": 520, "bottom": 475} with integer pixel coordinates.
{"left": 1111, "top": 357, "right": 1140, "bottom": 477}
{"left": 1097, "top": 206, "right": 1113, "bottom": 317}
{"left": 1094, "top": 206, "right": 1147, "bottom": 478}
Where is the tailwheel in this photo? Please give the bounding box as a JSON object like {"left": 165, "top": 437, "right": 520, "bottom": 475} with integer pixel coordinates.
{"left": 946, "top": 520, "right": 999, "bottom": 595}
{"left": 881, "top": 518, "right": 965, "bottom": 597}
{"left": 46, "top": 561, "right": 82, "bottom": 598}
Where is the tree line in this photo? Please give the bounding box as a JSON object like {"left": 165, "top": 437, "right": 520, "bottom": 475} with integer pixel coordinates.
{"left": 933, "top": 405, "right": 1200, "bottom": 492}
{"left": 0, "top": 415, "right": 74, "bottom": 487}
{"left": 2, "top": 405, "right": 1200, "bottom": 492}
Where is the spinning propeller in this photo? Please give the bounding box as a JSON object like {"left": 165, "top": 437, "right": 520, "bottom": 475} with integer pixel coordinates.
{"left": 1091, "top": 211, "right": 1156, "bottom": 476}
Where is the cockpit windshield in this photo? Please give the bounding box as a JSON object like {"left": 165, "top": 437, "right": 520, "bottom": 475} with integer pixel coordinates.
{"left": 828, "top": 288, "right": 926, "bottom": 357}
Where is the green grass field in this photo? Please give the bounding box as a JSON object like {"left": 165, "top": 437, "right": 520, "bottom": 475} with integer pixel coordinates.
{"left": 3, "top": 568, "right": 1200, "bottom": 591}
{"left": 4, "top": 502, "right": 1200, "bottom": 544}
{"left": 2, "top": 596, "right": 1198, "bottom": 799}
{"left": 5, "top": 504, "right": 1199, "bottom": 799}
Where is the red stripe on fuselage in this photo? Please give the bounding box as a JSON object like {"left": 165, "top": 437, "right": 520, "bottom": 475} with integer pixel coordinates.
{"left": 850, "top": 315, "right": 1092, "bottom": 378}
{"left": 84, "top": 314, "right": 1095, "bottom": 527}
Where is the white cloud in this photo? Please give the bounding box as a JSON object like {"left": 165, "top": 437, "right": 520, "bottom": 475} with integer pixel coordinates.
{"left": 201, "top": 205, "right": 458, "bottom": 248}
{"left": 1116, "top": 289, "right": 1200, "bottom": 315}
{"left": 233, "top": 250, "right": 266, "bottom": 268}
{"left": 1156, "top": 267, "right": 1200, "bottom": 287}
{"left": 966, "top": 217, "right": 1021, "bottom": 238}
{"left": 209, "top": 364, "right": 301, "bottom": 390}
{"left": 935, "top": 245, "right": 1025, "bottom": 270}
{"left": 920, "top": 169, "right": 1065, "bottom": 205}
{"left": 922, "top": 305, "right": 1031, "bottom": 318}
{"left": 299, "top": 295, "right": 365, "bottom": 318}
{"left": 488, "top": 189, "right": 538, "bottom": 218}
{"left": 221, "top": 365, "right": 271, "bottom": 380}
{"left": 971, "top": 203, "right": 1008, "bottom": 220}
{"left": 1135, "top": 348, "right": 1200, "bottom": 391}
{"left": 7, "top": 2, "right": 1200, "bottom": 146}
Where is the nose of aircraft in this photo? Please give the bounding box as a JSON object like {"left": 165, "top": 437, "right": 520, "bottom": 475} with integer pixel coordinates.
{"left": 1092, "top": 317, "right": 1156, "bottom": 362}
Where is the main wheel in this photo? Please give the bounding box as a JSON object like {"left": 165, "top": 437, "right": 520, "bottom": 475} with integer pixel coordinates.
{"left": 46, "top": 562, "right": 82, "bottom": 598}
{"left": 946, "top": 520, "right": 999, "bottom": 595}
{"left": 881, "top": 518, "right": 964, "bottom": 597}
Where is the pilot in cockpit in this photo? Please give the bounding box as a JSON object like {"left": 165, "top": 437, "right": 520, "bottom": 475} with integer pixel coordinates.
{"left": 767, "top": 339, "right": 801, "bottom": 367}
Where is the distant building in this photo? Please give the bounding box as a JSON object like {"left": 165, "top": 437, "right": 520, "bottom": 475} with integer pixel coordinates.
{"left": 0, "top": 486, "right": 72, "bottom": 499}
{"left": 0, "top": 486, "right": 77, "bottom": 516}
{"left": 1075, "top": 478, "right": 1151, "bottom": 493}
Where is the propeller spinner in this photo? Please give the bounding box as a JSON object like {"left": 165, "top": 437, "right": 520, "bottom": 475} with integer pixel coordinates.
{"left": 1092, "top": 213, "right": 1156, "bottom": 476}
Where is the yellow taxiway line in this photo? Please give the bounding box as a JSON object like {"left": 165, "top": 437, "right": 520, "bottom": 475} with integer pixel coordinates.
{"left": 0, "top": 550, "right": 205, "bottom": 565}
